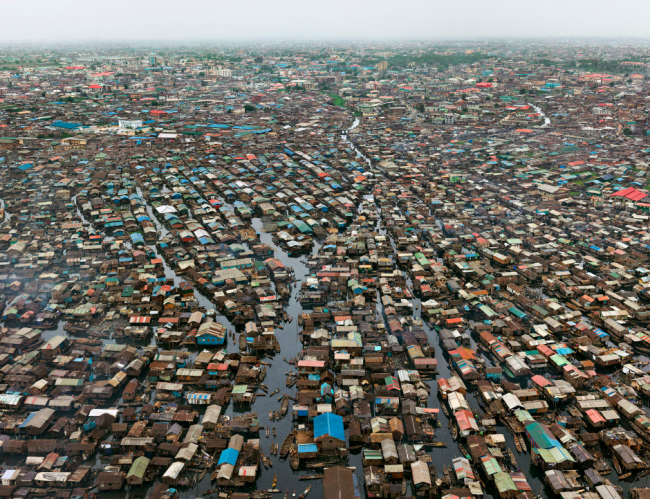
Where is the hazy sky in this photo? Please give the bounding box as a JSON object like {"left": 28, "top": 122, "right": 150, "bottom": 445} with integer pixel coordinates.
{"left": 0, "top": 0, "right": 648, "bottom": 42}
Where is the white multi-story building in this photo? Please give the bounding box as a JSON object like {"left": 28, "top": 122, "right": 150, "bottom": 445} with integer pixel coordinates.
{"left": 119, "top": 119, "right": 143, "bottom": 129}
{"left": 213, "top": 68, "right": 232, "bottom": 78}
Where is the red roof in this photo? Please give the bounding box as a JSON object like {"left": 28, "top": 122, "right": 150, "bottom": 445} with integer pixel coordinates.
{"left": 531, "top": 375, "right": 552, "bottom": 387}
{"left": 586, "top": 409, "right": 606, "bottom": 423}
{"left": 610, "top": 187, "right": 648, "bottom": 201}
{"left": 130, "top": 316, "right": 151, "bottom": 324}
{"left": 455, "top": 409, "right": 477, "bottom": 431}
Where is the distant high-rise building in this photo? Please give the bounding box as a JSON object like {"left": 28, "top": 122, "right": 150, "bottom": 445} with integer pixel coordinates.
{"left": 377, "top": 61, "right": 388, "bottom": 71}
{"left": 148, "top": 53, "right": 157, "bottom": 66}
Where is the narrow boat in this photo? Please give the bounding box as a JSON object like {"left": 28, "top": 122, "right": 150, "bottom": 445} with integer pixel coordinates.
{"left": 297, "top": 485, "right": 312, "bottom": 499}
{"left": 613, "top": 454, "right": 623, "bottom": 475}
{"left": 266, "top": 426, "right": 270, "bottom": 438}
{"left": 272, "top": 474, "right": 277, "bottom": 488}
{"left": 299, "top": 475, "right": 323, "bottom": 480}
{"left": 458, "top": 443, "right": 470, "bottom": 459}
{"left": 281, "top": 396, "right": 289, "bottom": 416}
{"left": 270, "top": 389, "right": 279, "bottom": 396}
{"left": 280, "top": 430, "right": 295, "bottom": 458}
{"left": 508, "top": 448, "right": 517, "bottom": 467}
{"left": 273, "top": 426, "right": 276, "bottom": 437}
{"left": 289, "top": 444, "right": 299, "bottom": 470}
{"left": 518, "top": 434, "right": 527, "bottom": 453}
{"left": 307, "top": 462, "right": 336, "bottom": 468}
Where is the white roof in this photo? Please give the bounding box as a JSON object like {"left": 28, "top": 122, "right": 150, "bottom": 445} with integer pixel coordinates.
{"left": 163, "top": 462, "right": 185, "bottom": 480}
{"left": 502, "top": 393, "right": 524, "bottom": 410}
{"left": 88, "top": 409, "right": 119, "bottom": 418}
{"left": 1, "top": 470, "right": 17, "bottom": 480}
{"left": 155, "top": 205, "right": 177, "bottom": 214}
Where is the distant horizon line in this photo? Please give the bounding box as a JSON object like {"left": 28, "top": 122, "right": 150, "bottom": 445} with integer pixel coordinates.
{"left": 1, "top": 36, "right": 650, "bottom": 46}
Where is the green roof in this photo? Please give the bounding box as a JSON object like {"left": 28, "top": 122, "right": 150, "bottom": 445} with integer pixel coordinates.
{"left": 479, "top": 305, "right": 497, "bottom": 318}
{"left": 536, "top": 447, "right": 575, "bottom": 464}
{"left": 127, "top": 456, "right": 150, "bottom": 479}
{"left": 494, "top": 472, "right": 517, "bottom": 493}
{"left": 514, "top": 409, "right": 535, "bottom": 423}
{"left": 481, "top": 456, "right": 502, "bottom": 475}
{"left": 550, "top": 354, "right": 569, "bottom": 367}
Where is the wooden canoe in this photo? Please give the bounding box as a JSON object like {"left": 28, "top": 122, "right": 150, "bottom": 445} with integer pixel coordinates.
{"left": 289, "top": 444, "right": 299, "bottom": 470}
{"left": 280, "top": 431, "right": 295, "bottom": 458}
{"left": 508, "top": 448, "right": 517, "bottom": 467}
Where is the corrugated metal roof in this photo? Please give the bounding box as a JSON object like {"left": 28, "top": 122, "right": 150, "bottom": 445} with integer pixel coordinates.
{"left": 127, "top": 457, "right": 150, "bottom": 479}
{"left": 494, "top": 472, "right": 517, "bottom": 493}
{"left": 314, "top": 412, "right": 345, "bottom": 441}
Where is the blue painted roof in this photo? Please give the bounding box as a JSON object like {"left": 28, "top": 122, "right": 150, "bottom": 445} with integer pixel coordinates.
{"left": 217, "top": 448, "right": 239, "bottom": 466}
{"left": 18, "top": 412, "right": 37, "bottom": 428}
{"left": 298, "top": 444, "right": 318, "bottom": 453}
{"left": 313, "top": 412, "right": 345, "bottom": 441}
{"left": 526, "top": 422, "right": 561, "bottom": 449}
{"left": 52, "top": 120, "right": 82, "bottom": 129}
